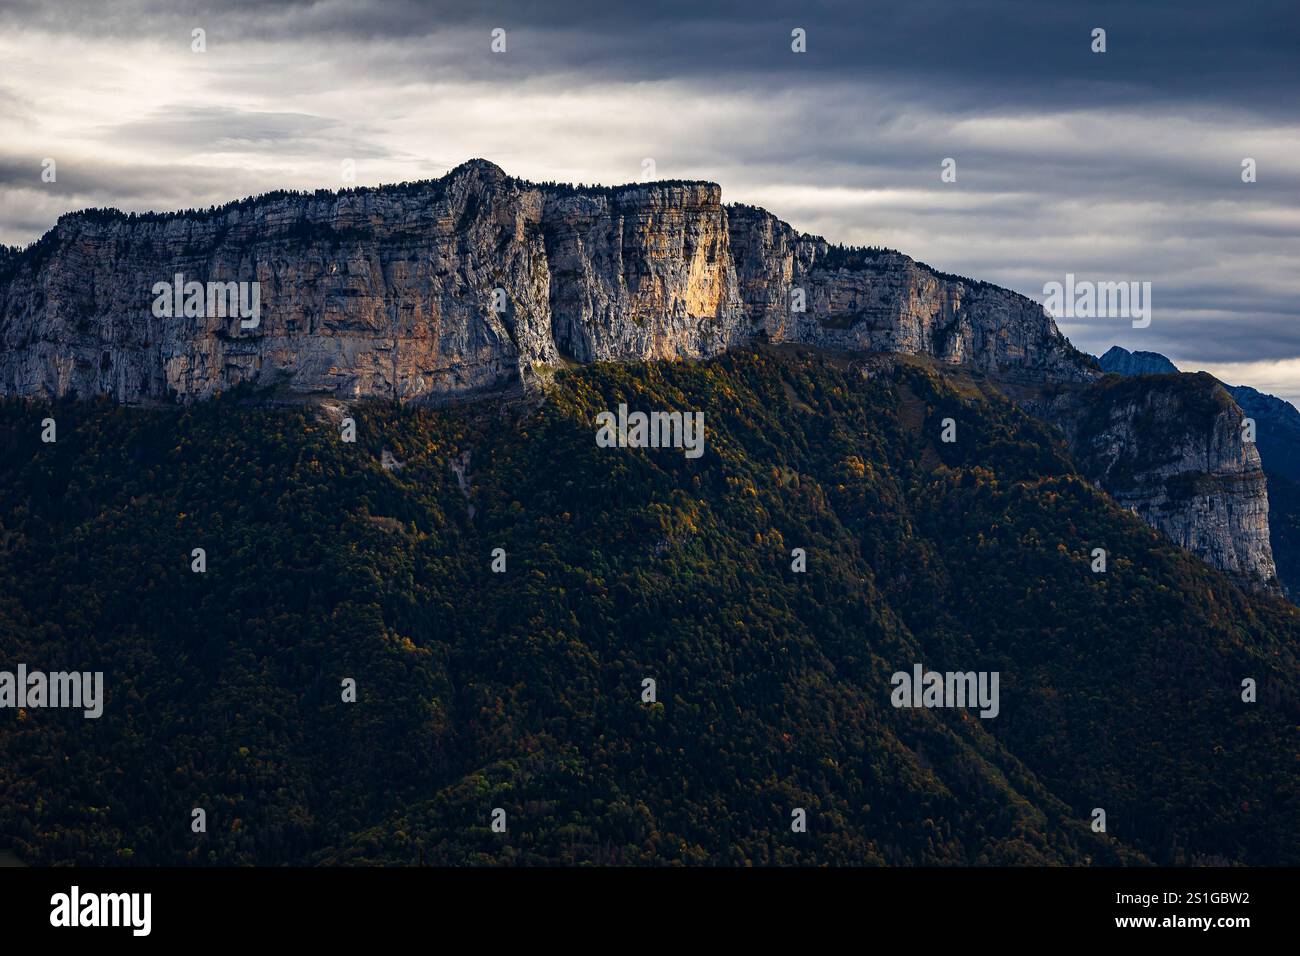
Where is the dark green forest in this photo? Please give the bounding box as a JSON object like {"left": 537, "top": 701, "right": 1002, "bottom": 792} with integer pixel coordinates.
{"left": 0, "top": 346, "right": 1295, "bottom": 865}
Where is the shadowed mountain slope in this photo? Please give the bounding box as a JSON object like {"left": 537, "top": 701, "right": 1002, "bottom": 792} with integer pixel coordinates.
{"left": 1, "top": 347, "right": 1294, "bottom": 865}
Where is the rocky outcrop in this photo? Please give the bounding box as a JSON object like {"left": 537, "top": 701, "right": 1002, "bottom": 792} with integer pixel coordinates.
{"left": 1089, "top": 345, "right": 1293, "bottom": 594}
{"left": 1098, "top": 345, "right": 1300, "bottom": 484}
{"left": 725, "top": 206, "right": 1089, "bottom": 381}
{"left": 541, "top": 183, "right": 748, "bottom": 363}
{"left": 0, "top": 159, "right": 1092, "bottom": 407}
{"left": 0, "top": 161, "right": 562, "bottom": 404}
{"left": 1028, "top": 373, "right": 1278, "bottom": 590}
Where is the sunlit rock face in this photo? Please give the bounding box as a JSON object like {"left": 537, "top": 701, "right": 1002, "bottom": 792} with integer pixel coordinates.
{"left": 0, "top": 159, "right": 1091, "bottom": 405}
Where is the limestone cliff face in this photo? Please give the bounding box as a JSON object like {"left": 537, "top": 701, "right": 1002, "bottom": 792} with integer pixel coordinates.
{"left": 0, "top": 159, "right": 1277, "bottom": 589}
{"left": 803, "top": 258, "right": 1085, "bottom": 380}
{"left": 0, "top": 161, "right": 560, "bottom": 404}
{"left": 0, "top": 159, "right": 1090, "bottom": 406}
{"left": 535, "top": 183, "right": 754, "bottom": 366}
{"left": 727, "top": 206, "right": 1086, "bottom": 382}
{"left": 541, "top": 184, "right": 749, "bottom": 364}
{"left": 1029, "top": 373, "right": 1278, "bottom": 590}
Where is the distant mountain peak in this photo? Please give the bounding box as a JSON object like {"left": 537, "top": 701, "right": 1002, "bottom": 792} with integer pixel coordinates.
{"left": 1097, "top": 345, "right": 1180, "bottom": 376}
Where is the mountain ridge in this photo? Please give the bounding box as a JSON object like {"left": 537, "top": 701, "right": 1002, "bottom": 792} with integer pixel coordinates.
{"left": 2, "top": 160, "right": 1006, "bottom": 299}
{"left": 0, "top": 162, "right": 1277, "bottom": 590}
{"left": 1097, "top": 345, "right": 1179, "bottom": 377}
{"left": 0, "top": 157, "right": 1094, "bottom": 405}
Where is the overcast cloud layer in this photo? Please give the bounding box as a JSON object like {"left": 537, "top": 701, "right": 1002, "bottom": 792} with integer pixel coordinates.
{"left": 1, "top": 0, "right": 1297, "bottom": 399}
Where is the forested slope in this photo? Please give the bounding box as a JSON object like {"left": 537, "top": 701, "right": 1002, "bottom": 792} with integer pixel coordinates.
{"left": 0, "top": 347, "right": 1295, "bottom": 865}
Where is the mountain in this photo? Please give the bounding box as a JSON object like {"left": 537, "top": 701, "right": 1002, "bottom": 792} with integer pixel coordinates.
{"left": 1097, "top": 345, "right": 1179, "bottom": 377}
{"left": 0, "top": 161, "right": 1279, "bottom": 591}
{"left": 1019, "top": 372, "right": 1276, "bottom": 588}
{"left": 2, "top": 348, "right": 1296, "bottom": 865}
{"left": 1096, "top": 345, "right": 1300, "bottom": 596}
{"left": 1096, "top": 346, "right": 1300, "bottom": 480}
{"left": 0, "top": 158, "right": 1088, "bottom": 405}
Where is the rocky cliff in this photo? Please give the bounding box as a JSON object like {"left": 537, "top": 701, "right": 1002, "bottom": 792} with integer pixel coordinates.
{"left": 0, "top": 159, "right": 1090, "bottom": 406}
{"left": 1092, "top": 345, "right": 1296, "bottom": 594}
{"left": 1026, "top": 373, "right": 1278, "bottom": 590}
{"left": 1098, "top": 345, "right": 1300, "bottom": 484}
{"left": 726, "top": 206, "right": 1088, "bottom": 381}
{"left": 0, "top": 159, "right": 1279, "bottom": 590}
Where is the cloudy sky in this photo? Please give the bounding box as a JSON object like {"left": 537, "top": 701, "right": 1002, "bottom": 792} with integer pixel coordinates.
{"left": 2, "top": 0, "right": 1298, "bottom": 399}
